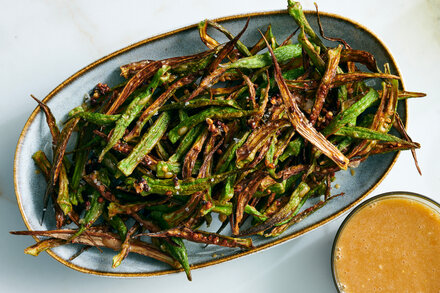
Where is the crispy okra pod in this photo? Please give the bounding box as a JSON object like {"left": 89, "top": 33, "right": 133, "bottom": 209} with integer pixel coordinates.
{"left": 99, "top": 65, "right": 171, "bottom": 161}
{"left": 168, "top": 108, "right": 256, "bottom": 144}
{"left": 12, "top": 229, "right": 179, "bottom": 268}
{"left": 118, "top": 112, "right": 171, "bottom": 176}
{"left": 262, "top": 32, "right": 349, "bottom": 169}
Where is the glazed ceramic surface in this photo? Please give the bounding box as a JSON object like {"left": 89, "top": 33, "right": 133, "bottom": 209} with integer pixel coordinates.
{"left": 14, "top": 10, "right": 406, "bottom": 277}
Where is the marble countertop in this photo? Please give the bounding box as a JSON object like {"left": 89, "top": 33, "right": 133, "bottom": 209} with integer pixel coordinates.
{"left": 1, "top": 0, "right": 439, "bottom": 292}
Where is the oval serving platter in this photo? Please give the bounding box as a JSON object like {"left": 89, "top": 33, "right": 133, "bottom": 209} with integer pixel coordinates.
{"left": 14, "top": 10, "right": 406, "bottom": 277}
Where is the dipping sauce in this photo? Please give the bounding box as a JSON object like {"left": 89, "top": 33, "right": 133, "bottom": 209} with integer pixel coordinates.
{"left": 333, "top": 193, "right": 440, "bottom": 293}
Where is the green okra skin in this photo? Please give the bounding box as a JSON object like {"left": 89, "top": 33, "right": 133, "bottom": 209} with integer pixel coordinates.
{"left": 149, "top": 211, "right": 192, "bottom": 281}
{"left": 240, "top": 181, "right": 310, "bottom": 236}
{"left": 289, "top": 5, "right": 349, "bottom": 103}
{"left": 215, "top": 131, "right": 250, "bottom": 174}
{"left": 267, "top": 23, "right": 278, "bottom": 49}
{"left": 159, "top": 98, "right": 241, "bottom": 112}
{"left": 82, "top": 191, "right": 105, "bottom": 227}
{"left": 171, "top": 47, "right": 218, "bottom": 75}
{"left": 279, "top": 173, "right": 303, "bottom": 194}
{"left": 182, "top": 128, "right": 209, "bottom": 178}
{"left": 245, "top": 205, "right": 268, "bottom": 221}
{"left": 168, "top": 108, "right": 256, "bottom": 144}
{"left": 210, "top": 204, "right": 232, "bottom": 215}
{"left": 23, "top": 239, "right": 66, "bottom": 257}
{"left": 106, "top": 214, "right": 128, "bottom": 241}
{"left": 336, "top": 137, "right": 353, "bottom": 152}
{"left": 225, "top": 44, "right": 302, "bottom": 69}
{"left": 101, "top": 152, "right": 121, "bottom": 176}
{"left": 107, "top": 202, "right": 148, "bottom": 218}
{"left": 236, "top": 133, "right": 277, "bottom": 169}
{"left": 265, "top": 137, "right": 277, "bottom": 163}
{"left": 178, "top": 109, "right": 188, "bottom": 121}
{"left": 155, "top": 161, "right": 181, "bottom": 178}
{"left": 282, "top": 66, "right": 305, "bottom": 80}
{"left": 211, "top": 202, "right": 268, "bottom": 221}
{"left": 155, "top": 140, "right": 170, "bottom": 161}
{"left": 255, "top": 172, "right": 302, "bottom": 198}
{"left": 255, "top": 178, "right": 285, "bottom": 197}
{"left": 57, "top": 164, "right": 72, "bottom": 215}
{"left": 249, "top": 24, "right": 274, "bottom": 54}
{"left": 32, "top": 150, "right": 72, "bottom": 219}
{"left": 237, "top": 119, "right": 290, "bottom": 168}
{"left": 73, "top": 112, "right": 121, "bottom": 125}
{"left": 206, "top": 20, "right": 252, "bottom": 57}
{"left": 322, "top": 89, "right": 379, "bottom": 137}
{"left": 287, "top": 0, "right": 325, "bottom": 50}
{"left": 334, "top": 126, "right": 419, "bottom": 147}
{"left": 162, "top": 202, "right": 196, "bottom": 227}
{"left": 227, "top": 67, "right": 268, "bottom": 102}
{"left": 272, "top": 129, "right": 295, "bottom": 162}
{"left": 171, "top": 124, "right": 204, "bottom": 162}
{"left": 70, "top": 125, "right": 93, "bottom": 205}
{"left": 297, "top": 28, "right": 325, "bottom": 73}
{"left": 155, "top": 125, "right": 205, "bottom": 178}
{"left": 310, "top": 45, "right": 343, "bottom": 125}
{"left": 218, "top": 165, "right": 236, "bottom": 203}
{"left": 33, "top": 150, "right": 71, "bottom": 214}
{"left": 127, "top": 170, "right": 238, "bottom": 196}
{"left": 163, "top": 237, "right": 191, "bottom": 281}
{"left": 279, "top": 137, "right": 303, "bottom": 162}
{"left": 358, "top": 114, "right": 375, "bottom": 128}
{"left": 118, "top": 112, "right": 171, "bottom": 176}
{"left": 275, "top": 182, "right": 325, "bottom": 226}
{"left": 71, "top": 190, "right": 105, "bottom": 240}
{"left": 297, "top": 27, "right": 348, "bottom": 104}
{"left": 269, "top": 188, "right": 339, "bottom": 237}
{"left": 32, "top": 150, "right": 52, "bottom": 180}
{"left": 125, "top": 74, "right": 197, "bottom": 142}
{"left": 282, "top": 190, "right": 311, "bottom": 224}
{"left": 283, "top": 182, "right": 310, "bottom": 213}
{"left": 99, "top": 66, "right": 170, "bottom": 161}
{"left": 69, "top": 106, "right": 121, "bottom": 125}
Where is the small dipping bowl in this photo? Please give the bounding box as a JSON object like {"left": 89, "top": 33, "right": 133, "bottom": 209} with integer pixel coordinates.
{"left": 332, "top": 191, "right": 440, "bottom": 293}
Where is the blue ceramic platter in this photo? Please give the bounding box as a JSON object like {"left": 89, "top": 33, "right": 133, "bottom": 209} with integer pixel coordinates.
{"left": 14, "top": 10, "right": 406, "bottom": 277}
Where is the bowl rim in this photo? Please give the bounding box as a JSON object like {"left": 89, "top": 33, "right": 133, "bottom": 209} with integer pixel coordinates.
{"left": 331, "top": 191, "right": 440, "bottom": 292}
{"left": 14, "top": 9, "right": 407, "bottom": 278}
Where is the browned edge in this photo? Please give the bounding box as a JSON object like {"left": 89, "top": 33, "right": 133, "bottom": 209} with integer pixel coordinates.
{"left": 331, "top": 191, "right": 438, "bottom": 292}
{"left": 13, "top": 9, "right": 407, "bottom": 278}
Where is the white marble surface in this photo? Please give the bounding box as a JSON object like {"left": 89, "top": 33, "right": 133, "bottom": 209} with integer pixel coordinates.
{"left": 1, "top": 0, "right": 439, "bottom": 292}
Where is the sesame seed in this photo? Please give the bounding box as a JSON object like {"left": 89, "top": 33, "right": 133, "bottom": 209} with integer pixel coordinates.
{"left": 178, "top": 126, "right": 188, "bottom": 136}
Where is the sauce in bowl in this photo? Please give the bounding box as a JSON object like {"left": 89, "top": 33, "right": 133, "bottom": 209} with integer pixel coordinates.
{"left": 332, "top": 192, "right": 440, "bottom": 292}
